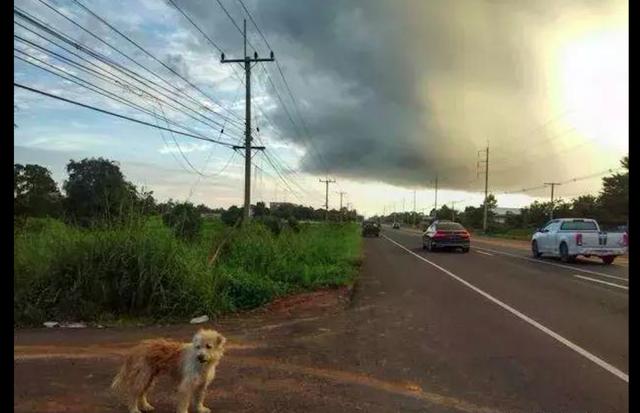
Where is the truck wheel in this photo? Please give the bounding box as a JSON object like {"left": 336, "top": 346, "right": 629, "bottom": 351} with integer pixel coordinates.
{"left": 602, "top": 256, "right": 615, "bottom": 265}
{"left": 532, "top": 240, "right": 541, "bottom": 258}
{"left": 462, "top": 247, "right": 470, "bottom": 253}
{"left": 559, "top": 243, "right": 576, "bottom": 263}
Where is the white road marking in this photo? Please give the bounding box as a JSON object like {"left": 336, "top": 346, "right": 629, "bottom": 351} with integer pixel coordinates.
{"left": 472, "top": 246, "right": 629, "bottom": 282}
{"left": 475, "top": 250, "right": 494, "bottom": 256}
{"left": 382, "top": 234, "right": 629, "bottom": 383}
{"left": 573, "top": 275, "right": 629, "bottom": 290}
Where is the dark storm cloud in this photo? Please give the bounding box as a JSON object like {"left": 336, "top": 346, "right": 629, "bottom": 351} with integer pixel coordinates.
{"left": 173, "top": 0, "right": 621, "bottom": 191}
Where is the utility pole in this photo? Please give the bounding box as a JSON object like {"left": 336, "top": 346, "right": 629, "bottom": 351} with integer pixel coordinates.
{"left": 478, "top": 145, "right": 489, "bottom": 232}
{"left": 413, "top": 190, "right": 417, "bottom": 226}
{"left": 337, "top": 191, "right": 346, "bottom": 222}
{"left": 450, "top": 200, "right": 460, "bottom": 221}
{"left": 338, "top": 191, "right": 346, "bottom": 210}
{"left": 221, "top": 20, "right": 274, "bottom": 223}
{"left": 544, "top": 182, "right": 561, "bottom": 219}
{"left": 433, "top": 175, "right": 438, "bottom": 218}
{"left": 319, "top": 178, "right": 336, "bottom": 221}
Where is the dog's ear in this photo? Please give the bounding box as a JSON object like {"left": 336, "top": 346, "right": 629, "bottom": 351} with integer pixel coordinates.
{"left": 216, "top": 335, "right": 226, "bottom": 347}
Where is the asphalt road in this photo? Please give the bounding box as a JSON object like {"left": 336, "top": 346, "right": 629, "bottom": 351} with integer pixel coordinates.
{"left": 14, "top": 228, "right": 628, "bottom": 412}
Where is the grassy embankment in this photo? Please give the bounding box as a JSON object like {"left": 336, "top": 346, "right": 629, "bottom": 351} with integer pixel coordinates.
{"left": 14, "top": 217, "right": 362, "bottom": 326}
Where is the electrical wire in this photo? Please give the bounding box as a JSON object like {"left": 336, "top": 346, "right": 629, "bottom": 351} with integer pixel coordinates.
{"left": 14, "top": 82, "right": 234, "bottom": 147}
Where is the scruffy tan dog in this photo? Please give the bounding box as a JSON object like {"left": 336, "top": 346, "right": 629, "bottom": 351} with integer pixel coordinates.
{"left": 111, "top": 329, "right": 226, "bottom": 413}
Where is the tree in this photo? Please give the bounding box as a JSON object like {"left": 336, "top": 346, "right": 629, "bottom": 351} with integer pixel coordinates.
{"left": 599, "top": 156, "right": 628, "bottom": 226}
{"left": 221, "top": 205, "right": 243, "bottom": 226}
{"left": 520, "top": 201, "right": 551, "bottom": 228}
{"left": 14, "top": 163, "right": 63, "bottom": 218}
{"left": 63, "top": 157, "right": 139, "bottom": 226}
{"left": 571, "top": 195, "right": 600, "bottom": 220}
{"left": 162, "top": 202, "right": 202, "bottom": 240}
{"left": 195, "top": 203, "right": 214, "bottom": 215}
{"left": 552, "top": 200, "right": 572, "bottom": 219}
{"left": 459, "top": 206, "right": 482, "bottom": 229}
{"left": 253, "top": 201, "right": 269, "bottom": 218}
{"left": 482, "top": 194, "right": 498, "bottom": 213}
{"left": 504, "top": 211, "right": 524, "bottom": 228}
{"left": 435, "top": 204, "right": 452, "bottom": 220}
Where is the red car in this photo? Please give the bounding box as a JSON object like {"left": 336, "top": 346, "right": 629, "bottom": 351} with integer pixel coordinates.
{"left": 422, "top": 220, "right": 470, "bottom": 252}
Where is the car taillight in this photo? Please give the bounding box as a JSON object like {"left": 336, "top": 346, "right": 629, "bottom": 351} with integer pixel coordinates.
{"left": 623, "top": 232, "right": 628, "bottom": 246}
{"left": 576, "top": 233, "right": 583, "bottom": 246}
{"left": 460, "top": 231, "right": 470, "bottom": 238}
{"left": 433, "top": 230, "right": 446, "bottom": 238}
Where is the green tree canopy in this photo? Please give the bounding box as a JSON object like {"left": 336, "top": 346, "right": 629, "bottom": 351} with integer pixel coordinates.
{"left": 599, "top": 156, "right": 628, "bottom": 225}
{"left": 14, "top": 163, "right": 63, "bottom": 218}
{"left": 63, "top": 157, "right": 139, "bottom": 226}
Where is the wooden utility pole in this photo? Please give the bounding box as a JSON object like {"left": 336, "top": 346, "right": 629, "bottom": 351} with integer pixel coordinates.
{"left": 478, "top": 145, "right": 489, "bottom": 232}
{"left": 319, "top": 178, "right": 336, "bottom": 221}
{"left": 337, "top": 191, "right": 346, "bottom": 222}
{"left": 221, "top": 20, "right": 273, "bottom": 223}
{"left": 413, "top": 190, "right": 416, "bottom": 226}
{"left": 544, "top": 182, "right": 561, "bottom": 219}
{"left": 433, "top": 174, "right": 438, "bottom": 218}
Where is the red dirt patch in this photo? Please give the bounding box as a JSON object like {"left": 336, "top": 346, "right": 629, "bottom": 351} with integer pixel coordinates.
{"left": 256, "top": 286, "right": 352, "bottom": 316}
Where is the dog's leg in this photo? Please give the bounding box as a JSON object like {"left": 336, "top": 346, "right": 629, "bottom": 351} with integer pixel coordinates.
{"left": 194, "top": 382, "right": 211, "bottom": 413}
{"left": 138, "top": 377, "right": 155, "bottom": 412}
{"left": 139, "top": 395, "right": 154, "bottom": 413}
{"left": 126, "top": 396, "right": 142, "bottom": 413}
{"left": 176, "top": 379, "right": 193, "bottom": 413}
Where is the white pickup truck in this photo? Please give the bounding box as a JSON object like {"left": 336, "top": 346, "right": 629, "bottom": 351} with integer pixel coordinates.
{"left": 531, "top": 218, "right": 628, "bottom": 265}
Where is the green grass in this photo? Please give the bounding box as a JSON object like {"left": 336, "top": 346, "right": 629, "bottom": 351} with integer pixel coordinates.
{"left": 14, "top": 217, "right": 362, "bottom": 326}
{"left": 482, "top": 228, "right": 533, "bottom": 241}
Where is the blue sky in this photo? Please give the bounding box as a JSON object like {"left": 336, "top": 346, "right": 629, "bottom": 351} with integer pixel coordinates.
{"left": 14, "top": 0, "right": 628, "bottom": 216}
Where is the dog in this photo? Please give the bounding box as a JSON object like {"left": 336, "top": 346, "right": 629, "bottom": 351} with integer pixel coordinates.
{"left": 111, "top": 329, "right": 226, "bottom": 413}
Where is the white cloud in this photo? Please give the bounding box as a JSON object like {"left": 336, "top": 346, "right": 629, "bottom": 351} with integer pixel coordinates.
{"left": 158, "top": 142, "right": 210, "bottom": 154}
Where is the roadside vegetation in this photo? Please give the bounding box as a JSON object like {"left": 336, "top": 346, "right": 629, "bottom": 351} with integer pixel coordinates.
{"left": 14, "top": 158, "right": 362, "bottom": 326}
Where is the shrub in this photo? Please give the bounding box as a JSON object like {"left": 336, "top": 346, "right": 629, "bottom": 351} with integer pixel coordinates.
{"left": 257, "top": 215, "right": 283, "bottom": 235}
{"left": 287, "top": 216, "right": 300, "bottom": 233}
{"left": 220, "top": 206, "right": 242, "bottom": 226}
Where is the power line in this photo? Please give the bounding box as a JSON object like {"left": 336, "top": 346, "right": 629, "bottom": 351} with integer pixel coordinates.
{"left": 214, "top": 0, "right": 258, "bottom": 53}
{"left": 20, "top": 2, "right": 244, "bottom": 131}
{"left": 187, "top": 151, "right": 241, "bottom": 201}
{"left": 14, "top": 28, "right": 243, "bottom": 140}
{"left": 166, "top": 0, "right": 245, "bottom": 85}
{"left": 153, "top": 100, "right": 209, "bottom": 177}
{"left": 14, "top": 8, "right": 245, "bottom": 136}
{"left": 167, "top": 0, "right": 224, "bottom": 54}
{"left": 14, "top": 82, "right": 234, "bottom": 147}
{"left": 229, "top": 2, "right": 334, "bottom": 177}
{"left": 14, "top": 48, "right": 234, "bottom": 148}
{"left": 67, "top": 0, "right": 245, "bottom": 125}
{"left": 236, "top": 0, "right": 271, "bottom": 50}
{"left": 500, "top": 168, "right": 624, "bottom": 195}
{"left": 261, "top": 152, "right": 305, "bottom": 204}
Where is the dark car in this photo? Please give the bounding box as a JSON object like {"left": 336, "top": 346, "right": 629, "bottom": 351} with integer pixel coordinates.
{"left": 362, "top": 220, "right": 380, "bottom": 237}
{"left": 392, "top": 222, "right": 400, "bottom": 229}
{"left": 422, "top": 220, "right": 470, "bottom": 252}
